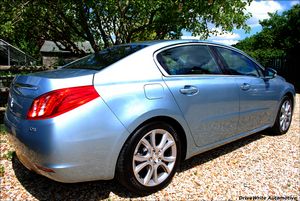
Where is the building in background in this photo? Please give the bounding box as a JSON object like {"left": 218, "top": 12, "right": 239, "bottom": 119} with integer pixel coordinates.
{"left": 40, "top": 40, "right": 94, "bottom": 67}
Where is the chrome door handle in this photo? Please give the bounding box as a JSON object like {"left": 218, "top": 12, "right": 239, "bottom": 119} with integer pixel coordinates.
{"left": 240, "top": 83, "right": 251, "bottom": 91}
{"left": 180, "top": 85, "right": 198, "bottom": 95}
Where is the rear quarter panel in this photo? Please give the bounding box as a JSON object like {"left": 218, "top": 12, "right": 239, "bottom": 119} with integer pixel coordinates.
{"left": 93, "top": 46, "right": 198, "bottom": 159}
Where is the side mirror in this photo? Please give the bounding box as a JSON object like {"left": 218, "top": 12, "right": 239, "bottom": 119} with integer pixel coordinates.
{"left": 264, "top": 68, "right": 277, "bottom": 80}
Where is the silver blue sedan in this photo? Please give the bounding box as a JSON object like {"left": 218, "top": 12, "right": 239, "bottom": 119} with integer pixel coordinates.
{"left": 4, "top": 40, "right": 295, "bottom": 194}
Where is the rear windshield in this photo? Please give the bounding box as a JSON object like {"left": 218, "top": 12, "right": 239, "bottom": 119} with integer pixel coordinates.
{"left": 64, "top": 44, "right": 147, "bottom": 70}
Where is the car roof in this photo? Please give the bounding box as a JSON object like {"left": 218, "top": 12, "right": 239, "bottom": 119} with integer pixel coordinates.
{"left": 126, "top": 39, "right": 228, "bottom": 47}
{"left": 123, "top": 39, "right": 242, "bottom": 53}
{"left": 135, "top": 40, "right": 263, "bottom": 70}
{"left": 108, "top": 40, "right": 247, "bottom": 63}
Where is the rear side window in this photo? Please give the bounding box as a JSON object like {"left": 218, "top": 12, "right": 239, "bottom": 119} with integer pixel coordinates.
{"left": 157, "top": 45, "right": 221, "bottom": 75}
{"left": 64, "top": 45, "right": 147, "bottom": 70}
{"left": 216, "top": 47, "right": 260, "bottom": 77}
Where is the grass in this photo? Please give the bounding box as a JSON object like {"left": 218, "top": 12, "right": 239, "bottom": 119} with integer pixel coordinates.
{"left": 0, "top": 124, "right": 6, "bottom": 134}
{"left": 0, "top": 165, "right": 4, "bottom": 177}
{"left": 4, "top": 151, "right": 14, "bottom": 161}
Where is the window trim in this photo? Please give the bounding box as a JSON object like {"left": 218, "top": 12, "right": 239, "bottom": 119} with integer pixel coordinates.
{"left": 154, "top": 42, "right": 265, "bottom": 77}
{"left": 63, "top": 44, "right": 148, "bottom": 71}
{"left": 210, "top": 45, "right": 265, "bottom": 77}
{"left": 153, "top": 43, "right": 225, "bottom": 77}
{"left": 208, "top": 46, "right": 230, "bottom": 74}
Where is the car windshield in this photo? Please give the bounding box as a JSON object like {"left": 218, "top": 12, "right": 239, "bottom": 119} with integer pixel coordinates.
{"left": 64, "top": 44, "right": 147, "bottom": 70}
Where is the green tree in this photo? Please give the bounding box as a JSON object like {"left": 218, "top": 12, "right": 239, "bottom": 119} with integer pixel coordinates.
{"left": 235, "top": 4, "right": 300, "bottom": 65}
{"left": 235, "top": 4, "right": 300, "bottom": 87}
{"left": 1, "top": 0, "right": 252, "bottom": 56}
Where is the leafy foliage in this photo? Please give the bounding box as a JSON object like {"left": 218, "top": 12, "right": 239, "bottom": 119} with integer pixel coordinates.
{"left": 4, "top": 151, "right": 15, "bottom": 161}
{"left": 1, "top": 0, "right": 252, "bottom": 56}
{"left": 235, "top": 4, "right": 300, "bottom": 88}
{"left": 0, "top": 124, "right": 6, "bottom": 134}
{"left": 235, "top": 4, "right": 300, "bottom": 67}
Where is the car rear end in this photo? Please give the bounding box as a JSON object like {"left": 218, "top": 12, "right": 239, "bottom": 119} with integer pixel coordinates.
{"left": 4, "top": 41, "right": 188, "bottom": 183}
{"left": 4, "top": 68, "right": 131, "bottom": 182}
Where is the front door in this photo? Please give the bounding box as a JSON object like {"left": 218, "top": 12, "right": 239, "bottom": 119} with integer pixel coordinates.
{"left": 214, "top": 46, "right": 278, "bottom": 133}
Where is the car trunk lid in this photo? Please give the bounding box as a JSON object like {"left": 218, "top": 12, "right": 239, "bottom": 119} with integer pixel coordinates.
{"left": 8, "top": 69, "right": 96, "bottom": 119}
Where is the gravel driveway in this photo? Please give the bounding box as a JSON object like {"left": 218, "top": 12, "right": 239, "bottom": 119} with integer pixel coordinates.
{"left": 1, "top": 94, "right": 299, "bottom": 201}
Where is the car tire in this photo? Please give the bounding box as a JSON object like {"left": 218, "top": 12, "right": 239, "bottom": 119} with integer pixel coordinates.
{"left": 270, "top": 96, "right": 293, "bottom": 135}
{"left": 116, "top": 122, "right": 181, "bottom": 194}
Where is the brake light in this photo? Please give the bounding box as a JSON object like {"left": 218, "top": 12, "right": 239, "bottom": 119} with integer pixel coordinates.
{"left": 27, "top": 85, "right": 99, "bottom": 120}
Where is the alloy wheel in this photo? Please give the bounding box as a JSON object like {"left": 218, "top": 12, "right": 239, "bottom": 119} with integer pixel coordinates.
{"left": 132, "top": 129, "right": 177, "bottom": 187}
{"left": 279, "top": 99, "right": 292, "bottom": 132}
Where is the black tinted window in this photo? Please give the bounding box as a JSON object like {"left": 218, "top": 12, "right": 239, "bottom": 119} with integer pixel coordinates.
{"left": 216, "top": 47, "right": 260, "bottom": 77}
{"left": 157, "top": 45, "right": 221, "bottom": 75}
{"left": 64, "top": 45, "right": 147, "bottom": 70}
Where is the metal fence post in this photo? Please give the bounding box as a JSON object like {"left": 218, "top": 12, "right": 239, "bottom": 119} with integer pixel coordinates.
{"left": 7, "top": 45, "right": 10, "bottom": 66}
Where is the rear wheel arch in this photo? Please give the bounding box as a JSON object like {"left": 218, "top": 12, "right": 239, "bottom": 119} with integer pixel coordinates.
{"left": 115, "top": 117, "right": 186, "bottom": 194}
{"left": 117, "top": 116, "right": 187, "bottom": 170}
{"left": 132, "top": 116, "right": 187, "bottom": 162}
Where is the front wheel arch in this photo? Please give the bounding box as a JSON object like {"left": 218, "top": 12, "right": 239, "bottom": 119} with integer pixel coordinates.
{"left": 270, "top": 95, "right": 294, "bottom": 135}
{"left": 284, "top": 92, "right": 294, "bottom": 109}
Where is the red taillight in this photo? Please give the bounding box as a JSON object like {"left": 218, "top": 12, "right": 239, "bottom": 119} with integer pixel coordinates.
{"left": 27, "top": 85, "right": 99, "bottom": 120}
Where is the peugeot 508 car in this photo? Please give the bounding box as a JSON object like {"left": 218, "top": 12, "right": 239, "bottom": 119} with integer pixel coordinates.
{"left": 4, "top": 40, "right": 295, "bottom": 194}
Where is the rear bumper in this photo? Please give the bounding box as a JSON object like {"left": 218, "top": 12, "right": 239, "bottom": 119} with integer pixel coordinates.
{"left": 4, "top": 97, "right": 130, "bottom": 183}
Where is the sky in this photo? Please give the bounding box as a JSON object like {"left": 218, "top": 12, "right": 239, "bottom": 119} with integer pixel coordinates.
{"left": 181, "top": 0, "right": 300, "bottom": 45}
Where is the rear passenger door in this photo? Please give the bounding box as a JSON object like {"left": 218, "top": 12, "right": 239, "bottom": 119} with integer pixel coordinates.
{"left": 156, "top": 44, "right": 240, "bottom": 147}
